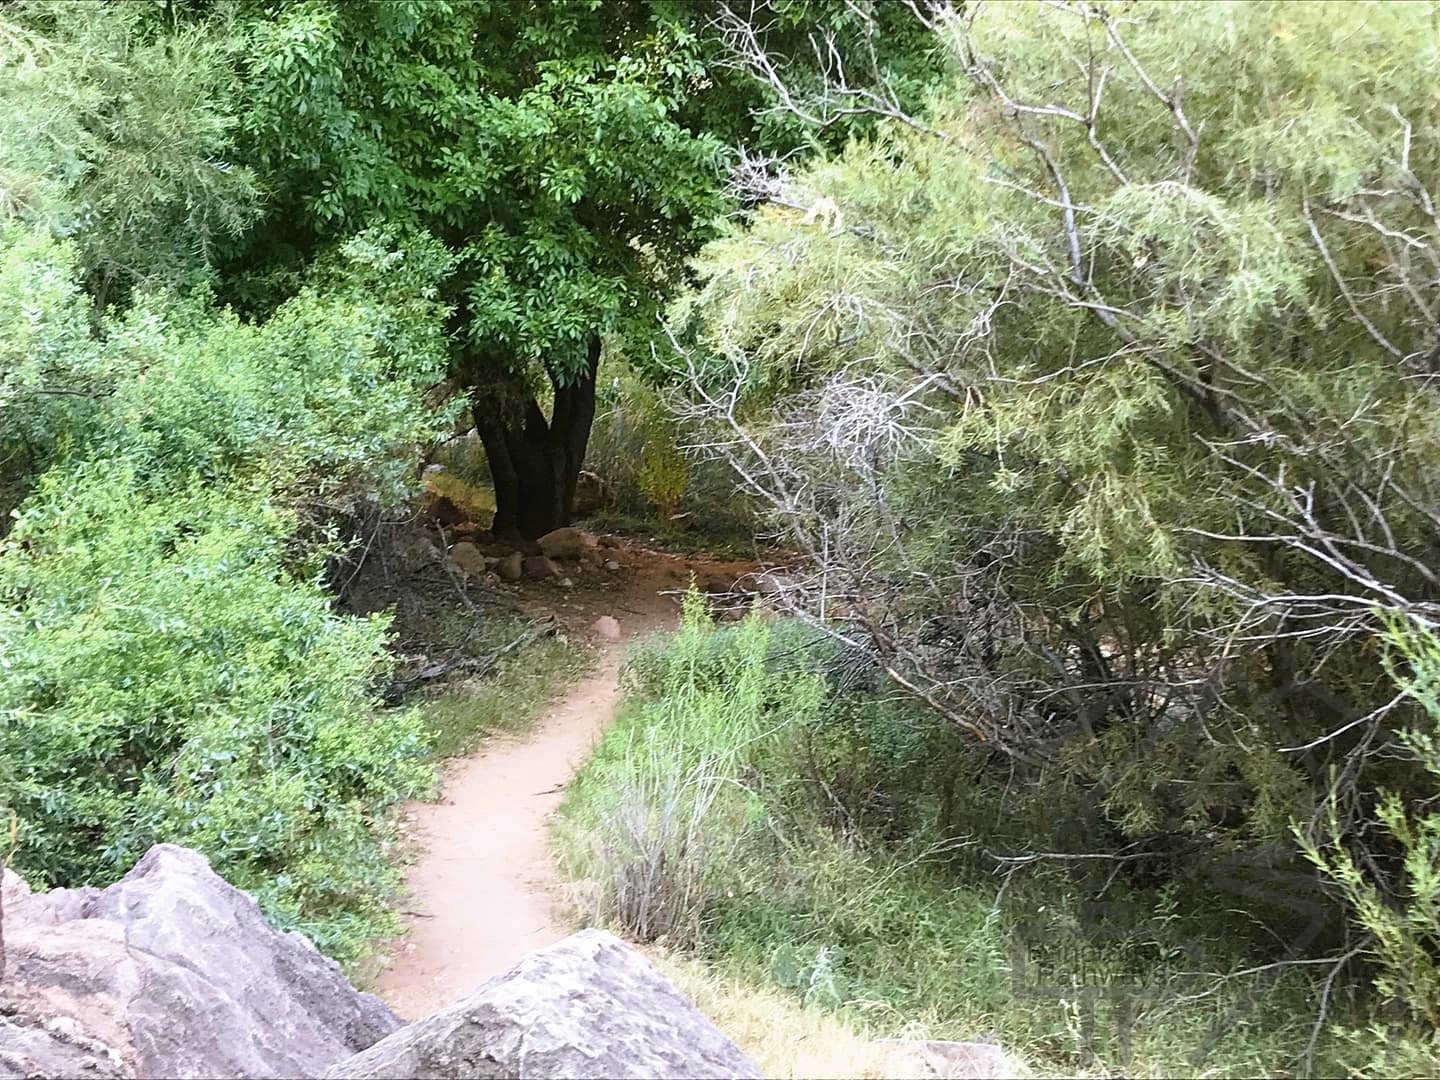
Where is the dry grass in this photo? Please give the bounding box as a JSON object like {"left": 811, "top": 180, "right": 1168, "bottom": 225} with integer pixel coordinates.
{"left": 643, "top": 948, "right": 978, "bottom": 1080}
{"left": 423, "top": 472, "right": 496, "bottom": 526}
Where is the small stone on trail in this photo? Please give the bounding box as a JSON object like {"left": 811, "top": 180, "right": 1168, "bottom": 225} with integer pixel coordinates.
{"left": 537, "top": 526, "right": 598, "bottom": 560}
{"left": 591, "top": 616, "right": 622, "bottom": 642}
{"left": 523, "top": 554, "right": 559, "bottom": 579}
{"left": 496, "top": 552, "right": 523, "bottom": 581}
{"left": 604, "top": 559, "right": 621, "bottom": 571}
{"left": 448, "top": 541, "right": 486, "bottom": 576}
{"left": 559, "top": 577, "right": 574, "bottom": 588}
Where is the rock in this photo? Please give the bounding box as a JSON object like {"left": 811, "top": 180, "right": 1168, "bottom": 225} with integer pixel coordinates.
{"left": 401, "top": 536, "right": 443, "bottom": 572}
{"left": 591, "top": 616, "right": 622, "bottom": 642}
{"left": 423, "top": 463, "right": 445, "bottom": 474}
{"left": 496, "top": 552, "right": 524, "bottom": 581}
{"left": 570, "top": 470, "right": 610, "bottom": 516}
{"left": 558, "top": 577, "right": 574, "bottom": 588}
{"left": 325, "top": 929, "right": 761, "bottom": 1080}
{"left": 0, "top": 1009, "right": 132, "bottom": 1079}
{"left": 522, "top": 554, "right": 558, "bottom": 579}
{"left": 536, "top": 527, "right": 598, "bottom": 561}
{"left": 874, "top": 1039, "right": 1015, "bottom": 1079}
{"left": 604, "top": 559, "right": 621, "bottom": 572}
{"left": 2, "top": 845, "right": 400, "bottom": 1080}
{"left": 448, "top": 541, "right": 486, "bottom": 576}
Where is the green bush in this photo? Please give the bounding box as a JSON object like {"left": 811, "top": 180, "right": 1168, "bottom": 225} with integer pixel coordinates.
{"left": 668, "top": 3, "right": 1440, "bottom": 1058}
{"left": 1300, "top": 618, "right": 1440, "bottom": 1076}
{"left": 0, "top": 225, "right": 452, "bottom": 960}
{"left": 0, "top": 227, "right": 102, "bottom": 519}
{"left": 1, "top": 465, "right": 431, "bottom": 949}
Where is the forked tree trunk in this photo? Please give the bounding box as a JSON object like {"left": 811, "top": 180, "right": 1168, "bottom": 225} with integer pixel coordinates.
{"left": 472, "top": 335, "right": 600, "bottom": 542}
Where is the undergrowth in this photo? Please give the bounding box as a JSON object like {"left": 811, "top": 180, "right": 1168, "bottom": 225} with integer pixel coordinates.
{"left": 421, "top": 615, "right": 589, "bottom": 759}
{"left": 425, "top": 435, "right": 498, "bottom": 526}
{"left": 555, "top": 596, "right": 1367, "bottom": 1078}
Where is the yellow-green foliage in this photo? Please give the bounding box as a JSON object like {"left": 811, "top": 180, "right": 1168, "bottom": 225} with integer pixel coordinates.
{"left": 637, "top": 422, "right": 688, "bottom": 521}
{"left": 559, "top": 604, "right": 1353, "bottom": 1076}
{"left": 669, "top": 2, "right": 1440, "bottom": 1062}
{"left": 1301, "top": 619, "right": 1440, "bottom": 1074}
{"left": 423, "top": 471, "right": 498, "bottom": 526}
{"left": 683, "top": 0, "right": 1440, "bottom": 592}
{"left": 673, "top": 1, "right": 1440, "bottom": 839}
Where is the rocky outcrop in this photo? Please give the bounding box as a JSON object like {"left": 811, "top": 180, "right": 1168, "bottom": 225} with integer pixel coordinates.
{"left": 325, "top": 929, "right": 762, "bottom": 1080}
{"left": 570, "top": 471, "right": 609, "bottom": 517}
{"left": 1, "top": 845, "right": 400, "bottom": 1080}
{"left": 535, "top": 528, "right": 597, "bottom": 561}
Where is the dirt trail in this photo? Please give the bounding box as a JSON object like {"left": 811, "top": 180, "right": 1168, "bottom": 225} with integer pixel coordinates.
{"left": 375, "top": 541, "right": 757, "bottom": 1022}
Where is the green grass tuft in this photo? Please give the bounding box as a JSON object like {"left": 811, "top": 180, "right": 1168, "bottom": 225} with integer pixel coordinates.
{"left": 420, "top": 616, "right": 591, "bottom": 760}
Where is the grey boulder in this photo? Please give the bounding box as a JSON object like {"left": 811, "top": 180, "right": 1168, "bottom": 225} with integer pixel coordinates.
{"left": 326, "top": 928, "right": 762, "bottom": 1080}
{"left": 1, "top": 844, "right": 400, "bottom": 1079}
{"left": 522, "top": 554, "right": 559, "bottom": 579}
{"left": 536, "top": 528, "right": 597, "bottom": 562}
{"left": 449, "top": 541, "right": 488, "bottom": 576}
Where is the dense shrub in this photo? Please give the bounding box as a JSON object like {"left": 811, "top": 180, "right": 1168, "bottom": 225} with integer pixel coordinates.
{"left": 668, "top": 1, "right": 1440, "bottom": 1052}
{"left": 0, "top": 226, "right": 452, "bottom": 958}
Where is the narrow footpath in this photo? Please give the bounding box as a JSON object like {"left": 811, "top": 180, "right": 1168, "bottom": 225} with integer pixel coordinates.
{"left": 375, "top": 543, "right": 755, "bottom": 1021}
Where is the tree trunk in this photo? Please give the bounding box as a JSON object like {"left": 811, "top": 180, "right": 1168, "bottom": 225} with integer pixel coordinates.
{"left": 471, "top": 335, "right": 600, "bottom": 542}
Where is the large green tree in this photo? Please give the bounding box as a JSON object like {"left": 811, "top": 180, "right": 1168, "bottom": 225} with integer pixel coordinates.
{"left": 222, "top": 0, "right": 722, "bottom": 538}
{"left": 0, "top": 0, "right": 259, "bottom": 517}
{"left": 223, "top": 0, "right": 939, "bottom": 539}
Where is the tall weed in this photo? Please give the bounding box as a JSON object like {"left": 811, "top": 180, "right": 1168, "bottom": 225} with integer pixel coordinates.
{"left": 560, "top": 592, "right": 822, "bottom": 943}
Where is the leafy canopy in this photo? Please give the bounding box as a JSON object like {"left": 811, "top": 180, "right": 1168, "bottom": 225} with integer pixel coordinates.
{"left": 231, "top": 0, "right": 729, "bottom": 383}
